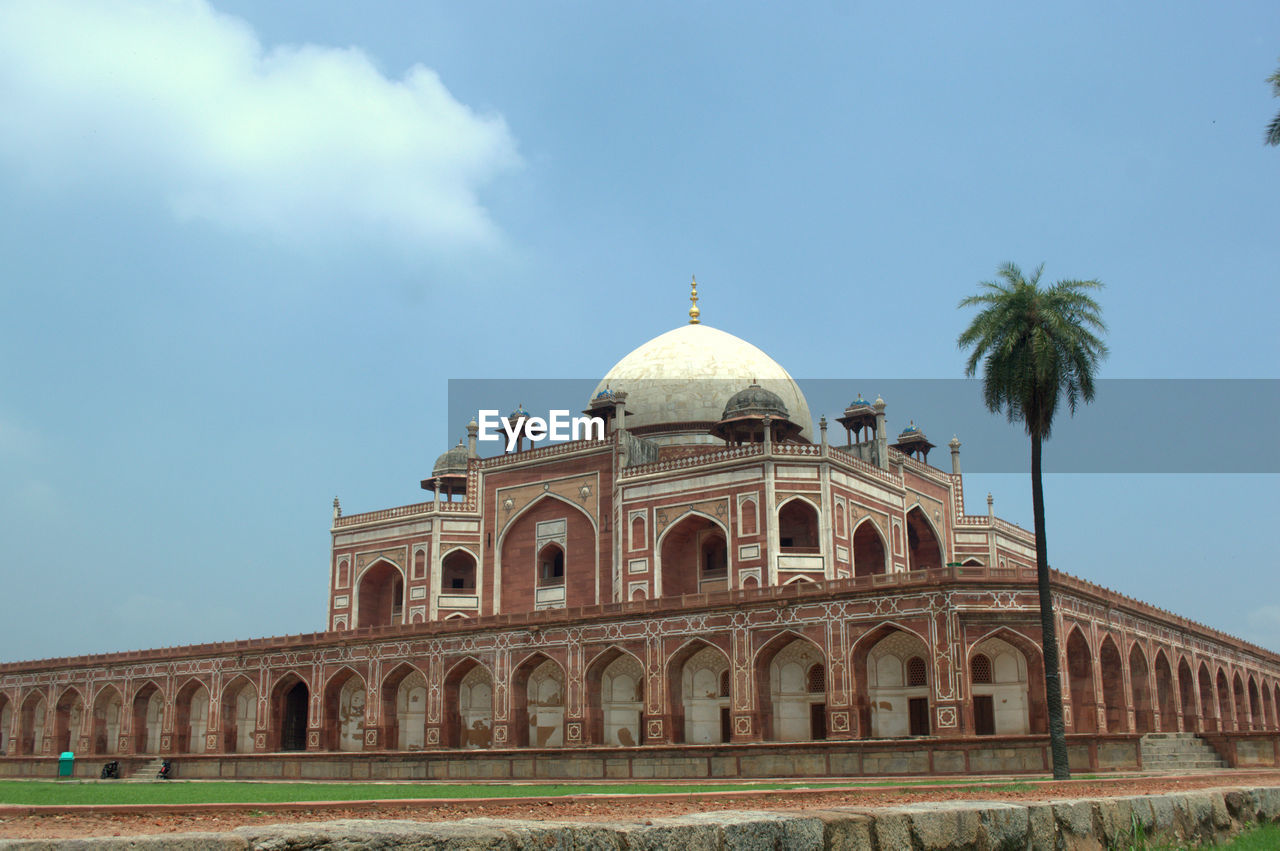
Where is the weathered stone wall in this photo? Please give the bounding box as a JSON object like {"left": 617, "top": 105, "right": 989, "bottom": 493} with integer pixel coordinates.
{"left": 4, "top": 785, "right": 1278, "bottom": 849}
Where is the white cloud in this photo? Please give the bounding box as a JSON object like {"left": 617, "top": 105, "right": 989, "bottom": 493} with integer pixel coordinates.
{"left": 0, "top": 0, "right": 520, "bottom": 248}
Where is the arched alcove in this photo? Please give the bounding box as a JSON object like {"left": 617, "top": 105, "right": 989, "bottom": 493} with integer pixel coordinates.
{"left": 778, "top": 499, "right": 819, "bottom": 552}
{"left": 852, "top": 520, "right": 887, "bottom": 578}
{"left": 905, "top": 507, "right": 942, "bottom": 571}
{"left": 1066, "top": 629, "right": 1096, "bottom": 733}
{"left": 356, "top": 560, "right": 404, "bottom": 627}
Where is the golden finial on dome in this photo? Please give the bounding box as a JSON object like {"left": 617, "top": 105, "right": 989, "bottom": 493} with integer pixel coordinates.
{"left": 688, "top": 275, "right": 700, "bottom": 324}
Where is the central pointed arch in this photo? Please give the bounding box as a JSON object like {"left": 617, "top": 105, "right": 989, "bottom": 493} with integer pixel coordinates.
{"left": 666, "top": 637, "right": 731, "bottom": 744}
{"left": 443, "top": 657, "right": 493, "bottom": 749}
{"left": 859, "top": 627, "right": 932, "bottom": 737}
{"left": 512, "top": 652, "right": 565, "bottom": 748}
{"left": 585, "top": 647, "right": 644, "bottom": 746}
{"left": 754, "top": 630, "right": 827, "bottom": 741}
{"left": 497, "top": 492, "right": 598, "bottom": 613}
{"left": 968, "top": 630, "right": 1041, "bottom": 735}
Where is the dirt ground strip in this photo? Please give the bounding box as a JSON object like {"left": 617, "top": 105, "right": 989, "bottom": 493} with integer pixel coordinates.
{"left": 2, "top": 770, "right": 1279, "bottom": 840}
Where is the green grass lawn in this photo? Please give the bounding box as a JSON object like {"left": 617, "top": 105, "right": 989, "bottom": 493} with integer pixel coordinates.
{"left": 0, "top": 776, "right": 1021, "bottom": 806}
{"left": 1132, "top": 822, "right": 1280, "bottom": 850}
{"left": 1219, "top": 823, "right": 1280, "bottom": 849}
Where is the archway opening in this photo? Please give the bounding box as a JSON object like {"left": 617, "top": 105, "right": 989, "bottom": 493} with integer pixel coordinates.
{"left": 447, "top": 662, "right": 493, "bottom": 749}
{"left": 174, "top": 681, "right": 210, "bottom": 754}
{"left": 90, "top": 686, "right": 123, "bottom": 755}
{"left": 1216, "top": 670, "right": 1232, "bottom": 731}
{"left": 221, "top": 678, "right": 257, "bottom": 754}
{"left": 1177, "top": 658, "right": 1197, "bottom": 732}
{"left": 1248, "top": 678, "right": 1261, "bottom": 732}
{"left": 380, "top": 663, "right": 427, "bottom": 751}
{"left": 271, "top": 675, "right": 309, "bottom": 752}
{"left": 660, "top": 515, "right": 726, "bottom": 598}
{"left": 585, "top": 648, "right": 643, "bottom": 746}
{"left": 1154, "top": 652, "right": 1177, "bottom": 733}
{"left": 778, "top": 500, "right": 819, "bottom": 552}
{"left": 699, "top": 531, "right": 728, "bottom": 592}
{"left": 357, "top": 561, "right": 403, "bottom": 628}
{"left": 865, "top": 630, "right": 932, "bottom": 737}
{"left": 131, "top": 683, "right": 164, "bottom": 754}
{"left": 1129, "top": 644, "right": 1153, "bottom": 734}
{"left": 536, "top": 544, "right": 565, "bottom": 589}
{"left": 669, "top": 641, "right": 730, "bottom": 744}
{"left": 1233, "top": 674, "right": 1247, "bottom": 731}
{"left": 324, "top": 669, "right": 367, "bottom": 751}
{"left": 905, "top": 508, "right": 942, "bottom": 571}
{"left": 1099, "top": 637, "right": 1127, "bottom": 733}
{"left": 1199, "top": 664, "right": 1216, "bottom": 732}
{"left": 970, "top": 636, "right": 1032, "bottom": 735}
{"left": 513, "top": 655, "right": 565, "bottom": 748}
{"left": 0, "top": 696, "right": 10, "bottom": 756}
{"left": 19, "top": 693, "right": 46, "bottom": 755}
{"left": 759, "top": 637, "right": 826, "bottom": 741}
{"left": 441, "top": 550, "right": 477, "bottom": 592}
{"left": 1264, "top": 683, "right": 1276, "bottom": 732}
{"left": 53, "top": 688, "right": 84, "bottom": 755}
{"left": 852, "top": 521, "right": 887, "bottom": 578}
{"left": 1066, "top": 630, "right": 1096, "bottom": 733}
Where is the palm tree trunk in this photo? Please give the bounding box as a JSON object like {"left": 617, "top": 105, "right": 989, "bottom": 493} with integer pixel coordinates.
{"left": 1032, "top": 430, "right": 1070, "bottom": 779}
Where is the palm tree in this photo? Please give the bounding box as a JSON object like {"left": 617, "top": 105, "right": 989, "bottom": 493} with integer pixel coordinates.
{"left": 957, "top": 262, "right": 1107, "bottom": 780}
{"left": 1267, "top": 61, "right": 1280, "bottom": 146}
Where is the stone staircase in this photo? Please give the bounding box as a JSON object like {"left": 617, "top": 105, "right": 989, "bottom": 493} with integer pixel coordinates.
{"left": 1140, "top": 732, "right": 1227, "bottom": 770}
{"left": 124, "top": 757, "right": 167, "bottom": 781}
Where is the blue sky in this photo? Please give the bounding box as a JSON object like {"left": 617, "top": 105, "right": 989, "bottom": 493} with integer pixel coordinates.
{"left": 0, "top": 1, "right": 1277, "bottom": 661}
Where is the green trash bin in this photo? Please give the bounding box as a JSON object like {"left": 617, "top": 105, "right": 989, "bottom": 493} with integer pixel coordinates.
{"left": 58, "top": 752, "right": 74, "bottom": 778}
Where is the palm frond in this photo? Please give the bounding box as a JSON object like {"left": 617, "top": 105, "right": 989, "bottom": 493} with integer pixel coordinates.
{"left": 1268, "top": 63, "right": 1280, "bottom": 146}
{"left": 956, "top": 263, "right": 1107, "bottom": 438}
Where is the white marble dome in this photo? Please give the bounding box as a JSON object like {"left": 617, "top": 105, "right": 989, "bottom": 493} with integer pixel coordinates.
{"left": 592, "top": 323, "right": 814, "bottom": 442}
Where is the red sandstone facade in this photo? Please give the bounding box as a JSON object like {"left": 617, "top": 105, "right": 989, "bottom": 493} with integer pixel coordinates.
{"left": 1, "top": 318, "right": 1278, "bottom": 773}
